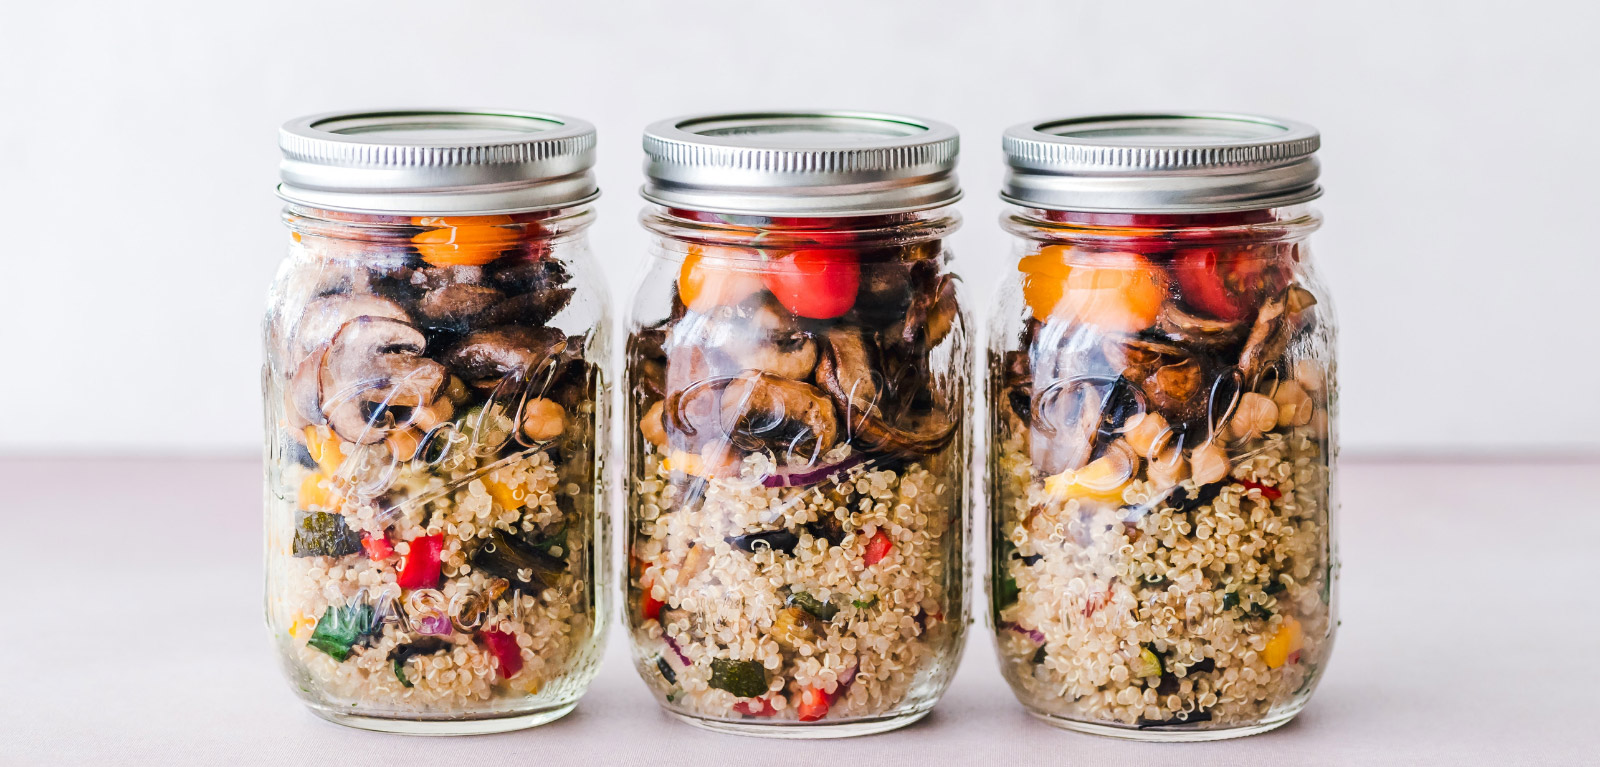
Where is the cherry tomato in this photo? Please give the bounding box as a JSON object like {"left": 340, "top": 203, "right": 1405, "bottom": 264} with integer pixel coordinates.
{"left": 1170, "top": 247, "right": 1285, "bottom": 321}
{"left": 678, "top": 245, "right": 765, "bottom": 312}
{"left": 639, "top": 573, "right": 665, "bottom": 622}
{"left": 1018, "top": 246, "right": 1164, "bottom": 332}
{"left": 761, "top": 249, "right": 860, "bottom": 319}
{"left": 411, "top": 215, "right": 522, "bottom": 267}
{"left": 863, "top": 530, "right": 894, "bottom": 566}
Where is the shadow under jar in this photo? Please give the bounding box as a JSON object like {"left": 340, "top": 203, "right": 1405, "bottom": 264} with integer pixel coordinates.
{"left": 263, "top": 110, "right": 610, "bottom": 734}
{"left": 625, "top": 112, "right": 971, "bottom": 738}
{"left": 988, "top": 114, "right": 1338, "bottom": 741}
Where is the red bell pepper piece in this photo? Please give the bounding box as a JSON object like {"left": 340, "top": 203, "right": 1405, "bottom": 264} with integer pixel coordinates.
{"left": 396, "top": 534, "right": 444, "bottom": 589}
{"left": 479, "top": 628, "right": 523, "bottom": 678}
{"left": 1236, "top": 479, "right": 1283, "bottom": 500}
{"left": 361, "top": 534, "right": 394, "bottom": 561}
{"left": 863, "top": 530, "right": 893, "bottom": 566}
{"left": 732, "top": 697, "right": 778, "bottom": 717}
{"left": 796, "top": 686, "right": 830, "bottom": 722}
{"left": 640, "top": 573, "right": 665, "bottom": 622}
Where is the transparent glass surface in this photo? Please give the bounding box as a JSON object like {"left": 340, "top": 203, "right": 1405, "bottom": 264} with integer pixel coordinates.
{"left": 987, "top": 206, "right": 1338, "bottom": 740}
{"left": 623, "top": 207, "right": 971, "bottom": 736}
{"left": 262, "top": 205, "right": 610, "bottom": 733}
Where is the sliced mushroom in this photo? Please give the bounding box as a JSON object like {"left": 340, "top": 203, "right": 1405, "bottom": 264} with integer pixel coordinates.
{"left": 286, "top": 343, "right": 330, "bottom": 429}
{"left": 441, "top": 326, "right": 567, "bottom": 388}
{"left": 319, "top": 317, "right": 448, "bottom": 444}
{"left": 722, "top": 300, "right": 817, "bottom": 381}
{"left": 662, "top": 343, "right": 727, "bottom": 453}
{"left": 717, "top": 371, "right": 839, "bottom": 463}
{"left": 1153, "top": 303, "right": 1248, "bottom": 349}
{"left": 886, "top": 272, "right": 960, "bottom": 349}
{"left": 291, "top": 294, "right": 410, "bottom": 363}
{"left": 1238, "top": 293, "right": 1289, "bottom": 385}
{"left": 1145, "top": 358, "right": 1205, "bottom": 424}
{"left": 416, "top": 283, "right": 505, "bottom": 329}
{"left": 479, "top": 286, "right": 575, "bottom": 328}
{"left": 816, "top": 327, "right": 956, "bottom": 455}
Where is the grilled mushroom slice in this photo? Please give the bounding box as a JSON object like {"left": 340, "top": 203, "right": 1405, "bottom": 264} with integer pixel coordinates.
{"left": 723, "top": 300, "right": 817, "bottom": 381}
{"left": 416, "top": 283, "right": 505, "bottom": 329}
{"left": 1153, "top": 302, "right": 1248, "bottom": 349}
{"left": 1238, "top": 293, "right": 1289, "bottom": 385}
{"left": 291, "top": 294, "right": 410, "bottom": 363}
{"left": 319, "top": 317, "right": 448, "bottom": 444}
{"left": 816, "top": 327, "right": 956, "bottom": 455}
{"left": 441, "top": 326, "right": 567, "bottom": 388}
{"left": 717, "top": 371, "right": 839, "bottom": 463}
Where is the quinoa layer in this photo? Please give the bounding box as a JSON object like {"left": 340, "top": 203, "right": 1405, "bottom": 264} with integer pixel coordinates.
{"left": 628, "top": 444, "right": 966, "bottom": 722}
{"left": 992, "top": 426, "right": 1332, "bottom": 729}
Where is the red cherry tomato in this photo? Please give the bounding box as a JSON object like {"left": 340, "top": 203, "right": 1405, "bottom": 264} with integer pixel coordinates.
{"left": 1170, "top": 248, "right": 1285, "bottom": 321}
{"left": 761, "top": 249, "right": 860, "bottom": 319}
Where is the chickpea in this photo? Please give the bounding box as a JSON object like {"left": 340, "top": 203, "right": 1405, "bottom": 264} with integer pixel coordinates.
{"left": 387, "top": 427, "right": 423, "bottom": 461}
{"left": 519, "top": 398, "right": 567, "bottom": 443}
{"left": 411, "top": 397, "right": 455, "bottom": 431}
{"left": 640, "top": 400, "right": 668, "bottom": 448}
{"left": 1190, "top": 441, "right": 1231, "bottom": 485}
{"left": 1272, "top": 381, "right": 1314, "bottom": 428}
{"left": 1229, "top": 392, "right": 1279, "bottom": 441}
{"left": 1147, "top": 444, "right": 1189, "bottom": 488}
{"left": 1121, "top": 412, "right": 1171, "bottom": 458}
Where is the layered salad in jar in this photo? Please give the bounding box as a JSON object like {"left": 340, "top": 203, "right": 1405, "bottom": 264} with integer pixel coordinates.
{"left": 626, "top": 214, "right": 969, "bottom": 728}
{"left": 991, "top": 216, "right": 1334, "bottom": 733}
{"left": 264, "top": 210, "right": 606, "bottom": 721}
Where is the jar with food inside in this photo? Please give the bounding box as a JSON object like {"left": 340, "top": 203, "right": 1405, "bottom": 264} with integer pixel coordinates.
{"left": 628, "top": 208, "right": 970, "bottom": 736}
{"left": 263, "top": 110, "right": 609, "bottom": 734}
{"left": 989, "top": 114, "right": 1337, "bottom": 741}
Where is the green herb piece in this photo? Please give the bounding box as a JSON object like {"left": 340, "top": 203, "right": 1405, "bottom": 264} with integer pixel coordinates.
{"left": 1031, "top": 646, "right": 1047, "bottom": 665}
{"left": 656, "top": 656, "right": 677, "bottom": 685}
{"left": 393, "top": 658, "right": 413, "bottom": 688}
{"left": 1263, "top": 579, "right": 1286, "bottom": 595}
{"left": 306, "top": 603, "right": 374, "bottom": 661}
{"left": 293, "top": 511, "right": 363, "bottom": 558}
{"left": 1249, "top": 603, "right": 1275, "bottom": 620}
{"left": 787, "top": 591, "right": 839, "bottom": 621}
{"left": 708, "top": 658, "right": 768, "bottom": 698}
{"left": 1221, "top": 591, "right": 1241, "bottom": 611}
{"left": 852, "top": 595, "right": 879, "bottom": 610}
{"left": 1132, "top": 646, "right": 1164, "bottom": 678}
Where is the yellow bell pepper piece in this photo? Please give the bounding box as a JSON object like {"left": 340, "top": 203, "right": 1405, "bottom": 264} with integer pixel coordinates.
{"left": 298, "top": 473, "right": 332, "bottom": 510}
{"left": 483, "top": 474, "right": 526, "bottom": 511}
{"left": 1263, "top": 616, "right": 1304, "bottom": 669}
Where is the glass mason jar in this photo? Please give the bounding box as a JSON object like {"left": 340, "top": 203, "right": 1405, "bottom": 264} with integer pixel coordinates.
{"left": 624, "top": 112, "right": 971, "bottom": 737}
{"left": 262, "top": 110, "right": 610, "bottom": 734}
{"left": 987, "top": 114, "right": 1338, "bottom": 741}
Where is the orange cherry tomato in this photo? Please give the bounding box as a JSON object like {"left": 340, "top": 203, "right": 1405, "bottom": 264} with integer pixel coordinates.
{"left": 677, "top": 246, "right": 765, "bottom": 312}
{"left": 411, "top": 215, "right": 523, "bottom": 267}
{"left": 1019, "top": 246, "right": 1164, "bottom": 332}
{"left": 796, "top": 686, "right": 830, "bottom": 721}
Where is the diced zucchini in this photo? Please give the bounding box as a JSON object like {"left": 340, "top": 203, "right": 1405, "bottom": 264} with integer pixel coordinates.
{"left": 708, "top": 658, "right": 768, "bottom": 698}
{"left": 293, "top": 511, "right": 362, "bottom": 558}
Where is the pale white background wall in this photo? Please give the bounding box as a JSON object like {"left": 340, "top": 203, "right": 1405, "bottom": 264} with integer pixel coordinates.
{"left": 2, "top": 1, "right": 1596, "bottom": 455}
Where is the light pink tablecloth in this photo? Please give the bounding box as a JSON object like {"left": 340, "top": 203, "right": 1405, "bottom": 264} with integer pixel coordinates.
{"left": 3, "top": 457, "right": 1593, "bottom": 765}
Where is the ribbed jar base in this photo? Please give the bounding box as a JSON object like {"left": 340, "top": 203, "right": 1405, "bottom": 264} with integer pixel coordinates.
{"left": 307, "top": 702, "right": 577, "bottom": 736}
{"left": 1025, "top": 706, "right": 1299, "bottom": 742}
{"left": 668, "top": 707, "right": 930, "bottom": 739}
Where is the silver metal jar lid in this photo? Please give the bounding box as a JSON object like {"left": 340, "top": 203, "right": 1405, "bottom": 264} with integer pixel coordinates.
{"left": 641, "top": 111, "right": 961, "bottom": 216}
{"left": 1001, "top": 112, "right": 1321, "bottom": 213}
{"left": 278, "top": 108, "right": 598, "bottom": 215}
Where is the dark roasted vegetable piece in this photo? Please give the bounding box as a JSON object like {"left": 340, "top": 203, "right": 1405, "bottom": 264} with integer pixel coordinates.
{"left": 1187, "top": 657, "right": 1216, "bottom": 674}
{"left": 787, "top": 591, "right": 839, "bottom": 621}
{"left": 1138, "top": 709, "right": 1212, "bottom": 728}
{"left": 293, "top": 511, "right": 363, "bottom": 558}
{"left": 306, "top": 602, "right": 375, "bottom": 661}
{"left": 656, "top": 656, "right": 677, "bottom": 685}
{"left": 470, "top": 530, "right": 566, "bottom": 594}
{"left": 1032, "top": 646, "right": 1048, "bottom": 665}
{"left": 1221, "top": 591, "right": 1241, "bottom": 611}
{"left": 725, "top": 529, "right": 799, "bottom": 555}
{"left": 1167, "top": 482, "right": 1223, "bottom": 513}
{"left": 708, "top": 658, "right": 768, "bottom": 698}
{"left": 386, "top": 634, "right": 450, "bottom": 688}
